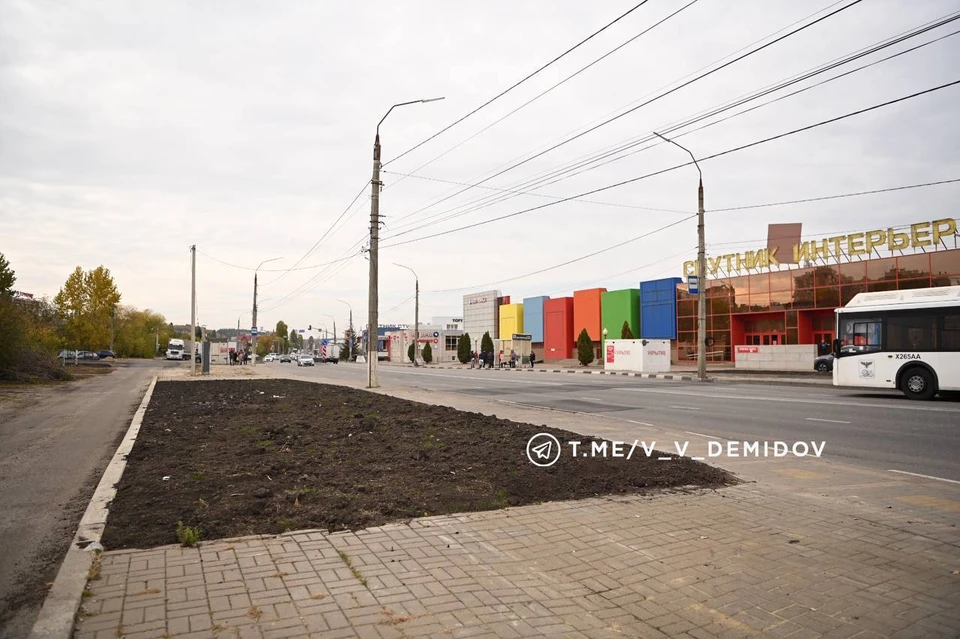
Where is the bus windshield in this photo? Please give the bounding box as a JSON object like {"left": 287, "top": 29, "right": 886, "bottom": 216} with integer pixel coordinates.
{"left": 837, "top": 315, "right": 882, "bottom": 354}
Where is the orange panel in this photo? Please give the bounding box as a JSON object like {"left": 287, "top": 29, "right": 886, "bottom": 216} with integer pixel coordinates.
{"left": 573, "top": 288, "right": 606, "bottom": 341}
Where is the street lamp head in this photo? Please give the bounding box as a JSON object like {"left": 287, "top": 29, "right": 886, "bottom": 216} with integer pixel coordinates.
{"left": 420, "top": 97, "right": 445, "bottom": 103}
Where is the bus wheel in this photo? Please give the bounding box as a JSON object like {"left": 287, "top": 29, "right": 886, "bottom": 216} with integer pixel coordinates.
{"left": 900, "top": 367, "right": 936, "bottom": 401}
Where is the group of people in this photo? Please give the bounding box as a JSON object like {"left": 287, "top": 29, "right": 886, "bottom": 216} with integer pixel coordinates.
{"left": 229, "top": 349, "right": 250, "bottom": 365}
{"left": 470, "top": 348, "right": 535, "bottom": 369}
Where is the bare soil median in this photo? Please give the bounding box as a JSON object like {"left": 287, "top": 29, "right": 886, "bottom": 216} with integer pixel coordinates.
{"left": 102, "top": 379, "right": 735, "bottom": 549}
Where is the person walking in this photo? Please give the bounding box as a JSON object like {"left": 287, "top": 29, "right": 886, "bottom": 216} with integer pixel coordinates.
{"left": 530, "top": 349, "right": 535, "bottom": 369}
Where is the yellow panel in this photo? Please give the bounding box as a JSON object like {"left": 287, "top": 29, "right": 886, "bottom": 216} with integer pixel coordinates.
{"left": 499, "top": 303, "right": 524, "bottom": 338}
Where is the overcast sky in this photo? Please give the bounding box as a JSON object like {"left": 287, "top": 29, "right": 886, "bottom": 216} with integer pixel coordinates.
{"left": 2, "top": 0, "right": 958, "bottom": 332}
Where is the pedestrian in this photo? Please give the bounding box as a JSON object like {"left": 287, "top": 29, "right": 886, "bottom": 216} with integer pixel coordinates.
{"left": 530, "top": 349, "right": 535, "bottom": 369}
{"left": 509, "top": 348, "right": 516, "bottom": 368}
{"left": 497, "top": 350, "right": 503, "bottom": 369}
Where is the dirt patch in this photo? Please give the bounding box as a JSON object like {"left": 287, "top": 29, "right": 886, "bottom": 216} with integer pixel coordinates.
{"left": 102, "top": 379, "right": 736, "bottom": 549}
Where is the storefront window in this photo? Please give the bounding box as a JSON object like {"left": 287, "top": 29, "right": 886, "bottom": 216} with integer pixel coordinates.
{"left": 710, "top": 314, "right": 730, "bottom": 330}
{"left": 866, "top": 257, "right": 897, "bottom": 283}
{"left": 867, "top": 280, "right": 897, "bottom": 292}
{"left": 841, "top": 282, "right": 866, "bottom": 305}
{"left": 748, "top": 290, "right": 771, "bottom": 312}
{"left": 770, "top": 289, "right": 792, "bottom": 310}
{"left": 839, "top": 261, "right": 866, "bottom": 284}
{"left": 897, "top": 277, "right": 932, "bottom": 290}
{"left": 815, "top": 286, "right": 840, "bottom": 308}
{"left": 792, "top": 267, "right": 813, "bottom": 291}
{"left": 678, "top": 299, "right": 695, "bottom": 318}
{"left": 769, "top": 271, "right": 792, "bottom": 292}
{"left": 895, "top": 253, "right": 930, "bottom": 279}
{"left": 678, "top": 316, "right": 695, "bottom": 333}
{"left": 931, "top": 250, "right": 960, "bottom": 277}
{"left": 792, "top": 288, "right": 815, "bottom": 309}
{"left": 813, "top": 265, "right": 840, "bottom": 288}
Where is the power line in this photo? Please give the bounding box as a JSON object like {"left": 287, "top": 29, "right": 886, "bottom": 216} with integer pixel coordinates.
{"left": 426, "top": 215, "right": 696, "bottom": 293}
{"left": 385, "top": 12, "right": 959, "bottom": 237}
{"left": 380, "top": 79, "right": 960, "bottom": 248}
{"left": 391, "top": 0, "right": 702, "bottom": 187}
{"left": 387, "top": 0, "right": 865, "bottom": 228}
{"left": 196, "top": 249, "right": 360, "bottom": 273}
{"left": 384, "top": 0, "right": 655, "bottom": 167}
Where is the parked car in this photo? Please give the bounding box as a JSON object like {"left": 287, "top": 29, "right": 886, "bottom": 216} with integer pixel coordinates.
{"left": 78, "top": 351, "right": 100, "bottom": 360}
{"left": 813, "top": 345, "right": 859, "bottom": 373}
{"left": 297, "top": 355, "right": 314, "bottom": 367}
{"left": 263, "top": 354, "right": 275, "bottom": 362}
{"left": 57, "top": 349, "right": 78, "bottom": 359}
{"left": 97, "top": 350, "right": 116, "bottom": 359}
{"left": 280, "top": 354, "right": 292, "bottom": 363}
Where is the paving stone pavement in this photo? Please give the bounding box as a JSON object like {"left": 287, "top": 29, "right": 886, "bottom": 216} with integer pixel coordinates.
{"left": 74, "top": 481, "right": 959, "bottom": 639}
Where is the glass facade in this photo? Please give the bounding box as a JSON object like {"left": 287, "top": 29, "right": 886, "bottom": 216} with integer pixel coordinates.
{"left": 676, "top": 249, "right": 960, "bottom": 361}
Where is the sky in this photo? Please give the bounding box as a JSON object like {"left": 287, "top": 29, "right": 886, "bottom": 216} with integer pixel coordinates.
{"left": 2, "top": 0, "right": 959, "bottom": 333}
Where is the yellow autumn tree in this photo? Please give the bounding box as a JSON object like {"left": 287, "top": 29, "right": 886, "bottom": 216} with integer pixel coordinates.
{"left": 54, "top": 266, "right": 121, "bottom": 350}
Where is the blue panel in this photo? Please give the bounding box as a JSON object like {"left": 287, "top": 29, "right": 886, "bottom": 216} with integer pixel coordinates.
{"left": 522, "top": 296, "right": 550, "bottom": 343}
{"left": 640, "top": 278, "right": 681, "bottom": 339}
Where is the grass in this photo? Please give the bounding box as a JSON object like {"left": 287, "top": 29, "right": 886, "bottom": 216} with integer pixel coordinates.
{"left": 336, "top": 549, "right": 368, "bottom": 589}
{"left": 175, "top": 521, "right": 201, "bottom": 547}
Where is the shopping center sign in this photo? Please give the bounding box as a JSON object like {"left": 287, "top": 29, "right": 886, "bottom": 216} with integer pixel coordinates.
{"left": 683, "top": 217, "right": 957, "bottom": 277}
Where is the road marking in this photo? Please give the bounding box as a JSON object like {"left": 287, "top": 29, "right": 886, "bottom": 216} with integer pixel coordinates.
{"left": 805, "top": 417, "right": 851, "bottom": 424}
{"left": 626, "top": 419, "right": 656, "bottom": 427}
{"left": 685, "top": 431, "right": 722, "bottom": 440}
{"left": 774, "top": 469, "right": 827, "bottom": 480}
{"left": 887, "top": 470, "right": 960, "bottom": 485}
{"left": 622, "top": 387, "right": 960, "bottom": 413}
{"left": 657, "top": 456, "right": 673, "bottom": 461}
{"left": 578, "top": 397, "right": 603, "bottom": 402}
{"left": 670, "top": 405, "right": 701, "bottom": 411}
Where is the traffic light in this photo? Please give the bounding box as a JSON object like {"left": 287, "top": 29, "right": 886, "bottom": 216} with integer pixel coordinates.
{"left": 308, "top": 325, "right": 312, "bottom": 330}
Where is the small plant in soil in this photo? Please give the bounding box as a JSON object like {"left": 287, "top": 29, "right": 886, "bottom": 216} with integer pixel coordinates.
{"left": 175, "top": 521, "right": 201, "bottom": 547}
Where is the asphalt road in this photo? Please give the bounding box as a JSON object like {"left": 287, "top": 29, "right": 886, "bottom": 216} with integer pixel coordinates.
{"left": 0, "top": 359, "right": 172, "bottom": 639}
{"left": 278, "top": 362, "right": 960, "bottom": 483}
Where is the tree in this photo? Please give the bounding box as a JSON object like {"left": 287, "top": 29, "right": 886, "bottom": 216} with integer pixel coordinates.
{"left": 422, "top": 342, "right": 433, "bottom": 364}
{"left": 576, "top": 328, "right": 595, "bottom": 366}
{"left": 276, "top": 320, "right": 288, "bottom": 352}
{"left": 53, "top": 265, "right": 121, "bottom": 350}
{"left": 256, "top": 334, "right": 276, "bottom": 357}
{"left": 407, "top": 343, "right": 415, "bottom": 363}
{"left": 0, "top": 252, "right": 15, "bottom": 296}
{"left": 457, "top": 332, "right": 472, "bottom": 364}
{"left": 289, "top": 328, "right": 297, "bottom": 349}
{"left": 481, "top": 331, "right": 494, "bottom": 355}
{"left": 113, "top": 307, "right": 172, "bottom": 358}
{"left": 621, "top": 321, "right": 634, "bottom": 339}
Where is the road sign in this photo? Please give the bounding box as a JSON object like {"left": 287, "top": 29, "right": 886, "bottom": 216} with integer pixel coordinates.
{"left": 512, "top": 333, "right": 532, "bottom": 341}
{"left": 321, "top": 339, "right": 328, "bottom": 346}
{"left": 252, "top": 331, "right": 258, "bottom": 337}
{"left": 433, "top": 331, "right": 440, "bottom": 338}
{"left": 298, "top": 329, "right": 305, "bottom": 333}
{"left": 687, "top": 275, "right": 699, "bottom": 295}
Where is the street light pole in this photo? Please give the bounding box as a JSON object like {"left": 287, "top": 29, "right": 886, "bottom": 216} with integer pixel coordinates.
{"left": 252, "top": 257, "right": 282, "bottom": 367}
{"left": 367, "top": 96, "right": 444, "bottom": 388}
{"left": 338, "top": 299, "right": 354, "bottom": 361}
{"left": 394, "top": 263, "right": 419, "bottom": 366}
{"left": 321, "top": 313, "right": 337, "bottom": 355}
{"left": 654, "top": 132, "right": 707, "bottom": 382}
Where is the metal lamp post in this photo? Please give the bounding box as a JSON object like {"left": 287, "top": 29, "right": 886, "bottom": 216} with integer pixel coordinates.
{"left": 367, "top": 96, "right": 445, "bottom": 388}
{"left": 394, "top": 263, "right": 420, "bottom": 366}
{"left": 252, "top": 257, "right": 282, "bottom": 367}
{"left": 337, "top": 299, "right": 354, "bottom": 361}
{"left": 654, "top": 132, "right": 707, "bottom": 382}
{"left": 321, "top": 313, "right": 337, "bottom": 354}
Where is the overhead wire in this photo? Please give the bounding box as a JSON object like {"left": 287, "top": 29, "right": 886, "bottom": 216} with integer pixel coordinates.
{"left": 386, "top": 0, "right": 865, "bottom": 229}
{"left": 379, "top": 79, "right": 960, "bottom": 248}
{"left": 384, "top": 0, "right": 656, "bottom": 167}
{"left": 384, "top": 13, "right": 960, "bottom": 237}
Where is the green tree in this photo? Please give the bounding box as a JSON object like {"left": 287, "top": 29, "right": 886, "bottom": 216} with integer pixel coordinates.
{"left": 0, "top": 252, "right": 15, "bottom": 296}
{"left": 481, "top": 331, "right": 494, "bottom": 355}
{"left": 53, "top": 266, "right": 121, "bottom": 350}
{"left": 457, "top": 332, "right": 472, "bottom": 364}
{"left": 289, "top": 328, "right": 297, "bottom": 349}
{"left": 276, "top": 320, "right": 288, "bottom": 352}
{"left": 407, "top": 342, "right": 415, "bottom": 363}
{"left": 621, "top": 321, "right": 634, "bottom": 339}
{"left": 421, "top": 341, "right": 433, "bottom": 364}
{"left": 576, "top": 328, "right": 595, "bottom": 366}
{"left": 256, "top": 334, "right": 276, "bottom": 357}
{"left": 113, "top": 307, "right": 171, "bottom": 358}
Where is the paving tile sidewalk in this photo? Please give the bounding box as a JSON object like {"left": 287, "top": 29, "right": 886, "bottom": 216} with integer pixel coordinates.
{"left": 75, "top": 485, "right": 959, "bottom": 639}
{"left": 71, "top": 372, "right": 959, "bottom": 638}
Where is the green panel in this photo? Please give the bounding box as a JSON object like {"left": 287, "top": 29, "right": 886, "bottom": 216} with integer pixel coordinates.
{"left": 601, "top": 289, "right": 640, "bottom": 340}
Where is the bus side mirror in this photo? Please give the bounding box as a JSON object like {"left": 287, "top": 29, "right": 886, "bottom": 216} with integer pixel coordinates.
{"left": 832, "top": 338, "right": 840, "bottom": 356}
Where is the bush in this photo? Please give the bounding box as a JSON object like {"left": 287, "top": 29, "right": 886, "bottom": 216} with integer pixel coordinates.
{"left": 621, "top": 321, "right": 634, "bottom": 339}
{"left": 481, "top": 332, "right": 494, "bottom": 355}
{"left": 457, "top": 333, "right": 471, "bottom": 364}
{"left": 407, "top": 343, "right": 415, "bottom": 363}
{"left": 0, "top": 295, "right": 72, "bottom": 383}
{"left": 576, "top": 328, "right": 595, "bottom": 366}
{"left": 176, "top": 521, "right": 201, "bottom": 547}
{"left": 422, "top": 342, "right": 433, "bottom": 364}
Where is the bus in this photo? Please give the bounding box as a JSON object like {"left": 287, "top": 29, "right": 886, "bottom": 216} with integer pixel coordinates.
{"left": 833, "top": 285, "right": 960, "bottom": 400}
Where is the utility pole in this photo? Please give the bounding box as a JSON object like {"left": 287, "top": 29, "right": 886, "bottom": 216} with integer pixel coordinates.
{"left": 251, "top": 271, "right": 258, "bottom": 367}
{"left": 367, "top": 96, "right": 444, "bottom": 388}
{"left": 110, "top": 307, "right": 115, "bottom": 352}
{"left": 190, "top": 245, "right": 196, "bottom": 376}
{"left": 394, "top": 263, "right": 419, "bottom": 366}
{"left": 654, "top": 132, "right": 707, "bottom": 382}
{"left": 338, "top": 299, "right": 353, "bottom": 361}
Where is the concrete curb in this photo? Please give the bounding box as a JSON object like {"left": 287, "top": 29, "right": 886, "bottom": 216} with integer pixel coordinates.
{"left": 28, "top": 375, "right": 158, "bottom": 639}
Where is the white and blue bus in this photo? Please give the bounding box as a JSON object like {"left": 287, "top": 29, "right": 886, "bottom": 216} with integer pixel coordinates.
{"left": 833, "top": 285, "right": 960, "bottom": 400}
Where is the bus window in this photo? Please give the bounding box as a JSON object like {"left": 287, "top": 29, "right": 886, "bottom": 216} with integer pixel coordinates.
{"left": 886, "top": 314, "right": 936, "bottom": 351}
{"left": 839, "top": 316, "right": 881, "bottom": 353}
{"left": 943, "top": 315, "right": 960, "bottom": 351}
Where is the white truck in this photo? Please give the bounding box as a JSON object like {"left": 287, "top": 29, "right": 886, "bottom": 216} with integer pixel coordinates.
{"left": 167, "top": 338, "right": 185, "bottom": 360}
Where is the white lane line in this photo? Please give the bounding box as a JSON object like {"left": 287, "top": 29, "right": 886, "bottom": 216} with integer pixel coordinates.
{"left": 578, "top": 397, "right": 603, "bottom": 402}
{"left": 805, "top": 417, "right": 851, "bottom": 424}
{"left": 669, "top": 405, "right": 701, "bottom": 411}
{"left": 622, "top": 387, "right": 960, "bottom": 413}
{"left": 626, "top": 419, "right": 656, "bottom": 427}
{"left": 657, "top": 457, "right": 673, "bottom": 461}
{"left": 887, "top": 470, "right": 960, "bottom": 485}
{"left": 685, "top": 431, "right": 723, "bottom": 440}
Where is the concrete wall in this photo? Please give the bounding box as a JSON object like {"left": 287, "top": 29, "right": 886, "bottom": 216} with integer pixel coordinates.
{"left": 462, "top": 290, "right": 500, "bottom": 343}
{"left": 734, "top": 344, "right": 817, "bottom": 371}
